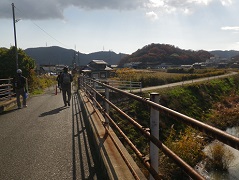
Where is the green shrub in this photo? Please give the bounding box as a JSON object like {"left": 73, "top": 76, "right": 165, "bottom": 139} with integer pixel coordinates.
{"left": 28, "top": 72, "right": 56, "bottom": 95}
{"left": 161, "top": 128, "right": 205, "bottom": 179}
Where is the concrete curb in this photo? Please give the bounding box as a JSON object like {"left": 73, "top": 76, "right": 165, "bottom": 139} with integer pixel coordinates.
{"left": 79, "top": 90, "right": 146, "bottom": 180}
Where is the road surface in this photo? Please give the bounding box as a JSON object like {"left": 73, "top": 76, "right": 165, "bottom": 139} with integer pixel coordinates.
{"left": 0, "top": 86, "right": 105, "bottom": 180}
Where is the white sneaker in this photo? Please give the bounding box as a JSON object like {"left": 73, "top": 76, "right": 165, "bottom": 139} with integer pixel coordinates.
{"left": 23, "top": 105, "right": 28, "bottom": 108}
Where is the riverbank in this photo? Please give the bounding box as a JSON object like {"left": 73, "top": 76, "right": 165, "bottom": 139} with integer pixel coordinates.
{"left": 202, "top": 127, "right": 239, "bottom": 179}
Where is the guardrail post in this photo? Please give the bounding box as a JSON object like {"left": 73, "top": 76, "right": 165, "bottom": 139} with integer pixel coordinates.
{"left": 93, "top": 80, "right": 96, "bottom": 107}
{"left": 78, "top": 77, "right": 80, "bottom": 90}
{"left": 105, "top": 81, "right": 109, "bottom": 128}
{"left": 85, "top": 78, "right": 88, "bottom": 92}
{"left": 82, "top": 77, "right": 85, "bottom": 90}
{"left": 140, "top": 82, "right": 142, "bottom": 93}
{"left": 130, "top": 80, "right": 132, "bottom": 92}
{"left": 88, "top": 79, "right": 92, "bottom": 94}
{"left": 7, "top": 78, "right": 11, "bottom": 99}
{"left": 150, "top": 92, "right": 159, "bottom": 180}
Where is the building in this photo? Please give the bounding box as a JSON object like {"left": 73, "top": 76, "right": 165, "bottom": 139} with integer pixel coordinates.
{"left": 81, "top": 60, "right": 113, "bottom": 79}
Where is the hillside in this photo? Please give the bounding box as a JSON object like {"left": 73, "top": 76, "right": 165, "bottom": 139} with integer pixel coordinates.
{"left": 210, "top": 50, "right": 239, "bottom": 59}
{"left": 24, "top": 46, "right": 126, "bottom": 66}
{"left": 118, "top": 43, "right": 211, "bottom": 67}
{"left": 23, "top": 45, "right": 239, "bottom": 68}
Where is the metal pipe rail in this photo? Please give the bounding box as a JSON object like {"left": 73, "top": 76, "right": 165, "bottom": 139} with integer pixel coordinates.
{"left": 82, "top": 80, "right": 204, "bottom": 180}
{"left": 86, "top": 92, "right": 143, "bottom": 180}
{"left": 89, "top": 79, "right": 142, "bottom": 92}
{"left": 85, "top": 89, "right": 164, "bottom": 180}
{"left": 104, "top": 79, "right": 142, "bottom": 92}
{"left": 79, "top": 76, "right": 239, "bottom": 179}
{"left": 89, "top": 78, "right": 239, "bottom": 150}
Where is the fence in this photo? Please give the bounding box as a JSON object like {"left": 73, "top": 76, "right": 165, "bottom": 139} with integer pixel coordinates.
{"left": 106, "top": 79, "right": 142, "bottom": 92}
{"left": 80, "top": 78, "right": 142, "bottom": 92}
{"left": 0, "top": 78, "right": 15, "bottom": 101}
{"left": 78, "top": 76, "right": 239, "bottom": 180}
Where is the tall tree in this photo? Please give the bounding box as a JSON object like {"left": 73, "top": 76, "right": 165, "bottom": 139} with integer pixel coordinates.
{"left": 0, "top": 47, "right": 35, "bottom": 79}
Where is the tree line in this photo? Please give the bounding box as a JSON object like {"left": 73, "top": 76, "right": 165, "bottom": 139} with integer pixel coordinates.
{"left": 0, "top": 47, "right": 55, "bottom": 93}
{"left": 0, "top": 47, "right": 35, "bottom": 79}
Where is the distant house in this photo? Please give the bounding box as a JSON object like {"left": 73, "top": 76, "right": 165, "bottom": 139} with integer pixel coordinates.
{"left": 81, "top": 60, "right": 113, "bottom": 79}
{"left": 192, "top": 63, "right": 202, "bottom": 69}
{"left": 123, "top": 62, "right": 142, "bottom": 69}
{"left": 39, "top": 65, "right": 57, "bottom": 75}
{"left": 217, "top": 63, "right": 228, "bottom": 68}
{"left": 37, "top": 64, "right": 66, "bottom": 75}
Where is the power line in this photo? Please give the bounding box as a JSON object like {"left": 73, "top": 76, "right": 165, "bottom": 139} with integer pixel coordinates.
{"left": 13, "top": 4, "right": 70, "bottom": 48}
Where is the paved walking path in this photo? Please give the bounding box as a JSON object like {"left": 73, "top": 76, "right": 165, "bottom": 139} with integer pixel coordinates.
{"left": 131, "top": 71, "right": 238, "bottom": 93}
{"left": 0, "top": 86, "right": 105, "bottom": 180}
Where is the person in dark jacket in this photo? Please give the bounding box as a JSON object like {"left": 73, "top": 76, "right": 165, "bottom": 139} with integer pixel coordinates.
{"left": 13, "top": 69, "right": 28, "bottom": 109}
{"left": 56, "top": 72, "right": 62, "bottom": 92}
{"left": 60, "top": 66, "right": 73, "bottom": 106}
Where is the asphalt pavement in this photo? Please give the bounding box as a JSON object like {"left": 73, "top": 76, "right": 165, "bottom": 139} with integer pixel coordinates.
{"left": 0, "top": 86, "right": 105, "bottom": 180}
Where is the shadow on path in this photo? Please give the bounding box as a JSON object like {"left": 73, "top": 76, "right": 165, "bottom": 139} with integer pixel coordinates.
{"left": 39, "top": 106, "right": 68, "bottom": 117}
{"left": 71, "top": 92, "right": 107, "bottom": 180}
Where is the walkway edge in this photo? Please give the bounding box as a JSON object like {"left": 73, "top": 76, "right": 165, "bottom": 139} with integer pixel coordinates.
{"left": 0, "top": 98, "right": 16, "bottom": 113}
{"left": 79, "top": 90, "right": 146, "bottom": 180}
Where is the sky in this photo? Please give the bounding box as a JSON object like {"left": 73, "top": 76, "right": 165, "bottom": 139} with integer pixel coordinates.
{"left": 1, "top": 0, "right": 239, "bottom": 54}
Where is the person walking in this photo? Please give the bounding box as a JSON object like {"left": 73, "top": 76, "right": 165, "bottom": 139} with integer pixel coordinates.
{"left": 56, "top": 72, "right": 62, "bottom": 92}
{"left": 13, "top": 69, "right": 28, "bottom": 109}
{"left": 60, "top": 66, "right": 73, "bottom": 106}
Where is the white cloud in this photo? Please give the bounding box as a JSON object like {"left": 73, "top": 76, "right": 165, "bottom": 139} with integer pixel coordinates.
{"left": 146, "top": 11, "right": 159, "bottom": 21}
{"left": 147, "top": 0, "right": 165, "bottom": 8}
{"left": 187, "top": 0, "right": 213, "bottom": 5}
{"left": 145, "top": 0, "right": 214, "bottom": 16}
{"left": 220, "top": 0, "right": 233, "bottom": 6}
{"left": 183, "top": 8, "right": 191, "bottom": 14}
{"left": 221, "top": 26, "right": 239, "bottom": 31}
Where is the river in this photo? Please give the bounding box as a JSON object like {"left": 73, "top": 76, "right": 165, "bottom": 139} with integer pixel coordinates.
{"left": 206, "top": 127, "right": 239, "bottom": 180}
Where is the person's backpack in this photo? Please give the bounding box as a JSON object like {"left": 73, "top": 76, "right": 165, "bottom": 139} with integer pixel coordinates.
{"left": 15, "top": 76, "right": 24, "bottom": 89}
{"left": 62, "top": 73, "right": 71, "bottom": 84}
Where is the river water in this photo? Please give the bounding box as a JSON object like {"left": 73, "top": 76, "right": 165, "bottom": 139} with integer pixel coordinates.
{"left": 206, "top": 127, "right": 239, "bottom": 180}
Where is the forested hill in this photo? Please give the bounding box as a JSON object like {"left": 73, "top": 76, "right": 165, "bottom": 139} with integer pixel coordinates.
{"left": 24, "top": 46, "right": 126, "bottom": 66}
{"left": 210, "top": 50, "right": 239, "bottom": 59}
{"left": 118, "top": 43, "right": 211, "bottom": 67}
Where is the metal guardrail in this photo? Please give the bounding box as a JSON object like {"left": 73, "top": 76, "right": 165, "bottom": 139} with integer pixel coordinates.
{"left": 83, "top": 78, "right": 142, "bottom": 92}
{"left": 78, "top": 76, "right": 239, "bottom": 180}
{"left": 0, "top": 78, "right": 15, "bottom": 101}
{"left": 106, "top": 79, "right": 142, "bottom": 92}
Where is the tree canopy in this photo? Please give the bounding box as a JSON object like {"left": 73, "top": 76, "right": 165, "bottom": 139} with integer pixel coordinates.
{"left": 0, "top": 47, "right": 35, "bottom": 79}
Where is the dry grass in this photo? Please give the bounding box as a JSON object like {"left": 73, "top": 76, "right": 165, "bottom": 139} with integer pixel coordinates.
{"left": 205, "top": 141, "right": 235, "bottom": 171}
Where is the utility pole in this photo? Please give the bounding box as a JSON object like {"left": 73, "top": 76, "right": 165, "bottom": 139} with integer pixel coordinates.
{"left": 77, "top": 51, "right": 80, "bottom": 67}
{"left": 12, "top": 3, "right": 18, "bottom": 70}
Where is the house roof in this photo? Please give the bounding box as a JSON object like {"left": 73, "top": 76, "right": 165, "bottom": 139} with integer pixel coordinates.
{"left": 82, "top": 69, "right": 91, "bottom": 73}
{"left": 82, "top": 64, "right": 113, "bottom": 71}
{"left": 105, "top": 66, "right": 113, "bottom": 71}
{"left": 91, "top": 60, "right": 108, "bottom": 65}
